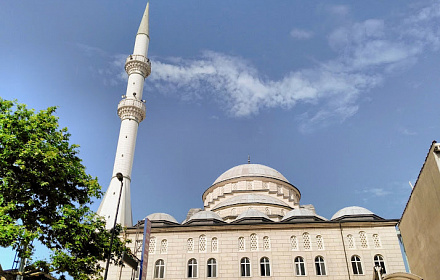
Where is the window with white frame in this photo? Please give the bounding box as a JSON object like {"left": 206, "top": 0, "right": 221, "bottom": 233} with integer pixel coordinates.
{"left": 260, "top": 257, "right": 271, "bottom": 277}
{"left": 207, "top": 258, "right": 217, "bottom": 278}
{"left": 240, "top": 257, "right": 251, "bottom": 277}
{"left": 294, "top": 256, "right": 306, "bottom": 276}
{"left": 351, "top": 255, "right": 363, "bottom": 275}
{"left": 263, "top": 236, "right": 270, "bottom": 251}
{"left": 303, "top": 232, "right": 311, "bottom": 250}
{"left": 149, "top": 237, "right": 156, "bottom": 254}
{"left": 238, "top": 237, "right": 245, "bottom": 251}
{"left": 316, "top": 235, "right": 324, "bottom": 250}
{"left": 315, "top": 256, "right": 326, "bottom": 276}
{"left": 347, "top": 234, "right": 355, "bottom": 249}
{"left": 187, "top": 258, "right": 198, "bottom": 278}
{"left": 211, "top": 237, "right": 218, "bottom": 252}
{"left": 250, "top": 233, "right": 258, "bottom": 251}
{"left": 359, "top": 231, "right": 368, "bottom": 248}
{"left": 160, "top": 239, "right": 168, "bottom": 254}
{"left": 154, "top": 259, "right": 165, "bottom": 279}
{"left": 187, "top": 238, "right": 194, "bottom": 253}
{"left": 373, "top": 234, "right": 381, "bottom": 248}
{"left": 374, "top": 254, "right": 386, "bottom": 274}
{"left": 290, "top": 235, "right": 298, "bottom": 250}
{"left": 199, "top": 235, "right": 207, "bottom": 252}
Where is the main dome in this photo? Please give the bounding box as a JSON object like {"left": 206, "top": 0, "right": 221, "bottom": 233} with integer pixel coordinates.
{"left": 213, "top": 164, "right": 289, "bottom": 185}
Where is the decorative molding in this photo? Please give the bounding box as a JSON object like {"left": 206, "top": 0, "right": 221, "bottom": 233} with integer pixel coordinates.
{"left": 125, "top": 54, "right": 151, "bottom": 78}
{"left": 117, "top": 98, "right": 146, "bottom": 122}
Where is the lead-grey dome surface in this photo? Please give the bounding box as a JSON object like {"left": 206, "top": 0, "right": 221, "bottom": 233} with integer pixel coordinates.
{"left": 331, "top": 206, "right": 374, "bottom": 220}
{"left": 146, "top": 213, "right": 179, "bottom": 224}
{"left": 282, "top": 208, "right": 327, "bottom": 221}
{"left": 212, "top": 194, "right": 290, "bottom": 210}
{"left": 187, "top": 210, "right": 223, "bottom": 222}
{"left": 213, "top": 164, "right": 289, "bottom": 185}
{"left": 236, "top": 208, "right": 270, "bottom": 220}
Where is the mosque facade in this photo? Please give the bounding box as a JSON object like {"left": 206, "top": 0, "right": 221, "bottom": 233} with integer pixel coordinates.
{"left": 100, "top": 3, "right": 410, "bottom": 280}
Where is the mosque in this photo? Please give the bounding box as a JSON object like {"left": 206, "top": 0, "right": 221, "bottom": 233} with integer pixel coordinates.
{"left": 97, "top": 3, "right": 419, "bottom": 280}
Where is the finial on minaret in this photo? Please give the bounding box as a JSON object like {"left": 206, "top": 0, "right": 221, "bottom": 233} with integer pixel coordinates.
{"left": 248, "top": 155, "right": 250, "bottom": 164}
{"left": 137, "top": 2, "right": 149, "bottom": 36}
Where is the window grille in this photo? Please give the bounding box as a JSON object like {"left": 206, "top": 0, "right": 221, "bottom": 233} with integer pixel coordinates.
{"left": 250, "top": 233, "right": 258, "bottom": 251}
{"left": 219, "top": 187, "right": 224, "bottom": 196}
{"left": 347, "top": 234, "right": 355, "bottom": 249}
{"left": 199, "top": 235, "right": 207, "bottom": 252}
{"left": 351, "top": 255, "right": 363, "bottom": 275}
{"left": 207, "top": 258, "right": 217, "bottom": 278}
{"left": 374, "top": 255, "right": 386, "bottom": 274}
{"left": 260, "top": 257, "right": 270, "bottom": 276}
{"left": 303, "top": 232, "right": 311, "bottom": 250}
{"left": 160, "top": 239, "right": 168, "bottom": 254}
{"left": 149, "top": 237, "right": 156, "bottom": 254}
{"left": 315, "top": 256, "right": 326, "bottom": 276}
{"left": 373, "top": 234, "right": 381, "bottom": 248}
{"left": 290, "top": 235, "right": 298, "bottom": 250}
{"left": 187, "top": 238, "right": 194, "bottom": 252}
{"left": 187, "top": 259, "right": 198, "bottom": 278}
{"left": 238, "top": 237, "right": 245, "bottom": 251}
{"left": 294, "top": 256, "right": 306, "bottom": 276}
{"left": 154, "top": 259, "right": 165, "bottom": 278}
{"left": 211, "top": 237, "right": 218, "bottom": 252}
{"left": 316, "top": 235, "right": 324, "bottom": 250}
{"left": 233, "top": 183, "right": 237, "bottom": 190}
{"left": 265, "top": 207, "right": 270, "bottom": 215}
{"left": 359, "top": 231, "right": 368, "bottom": 248}
{"left": 277, "top": 186, "right": 282, "bottom": 194}
{"left": 263, "top": 236, "right": 270, "bottom": 250}
{"left": 247, "top": 181, "right": 253, "bottom": 190}
{"left": 240, "top": 257, "right": 251, "bottom": 277}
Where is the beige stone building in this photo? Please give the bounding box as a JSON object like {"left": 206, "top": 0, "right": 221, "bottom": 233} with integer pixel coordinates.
{"left": 109, "top": 163, "right": 406, "bottom": 280}
{"left": 399, "top": 141, "right": 440, "bottom": 280}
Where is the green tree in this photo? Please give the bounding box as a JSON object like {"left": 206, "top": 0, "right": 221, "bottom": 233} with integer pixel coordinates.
{"left": 0, "top": 99, "right": 129, "bottom": 280}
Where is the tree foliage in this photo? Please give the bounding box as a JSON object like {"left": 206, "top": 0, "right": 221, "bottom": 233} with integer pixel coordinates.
{"left": 0, "top": 99, "right": 129, "bottom": 279}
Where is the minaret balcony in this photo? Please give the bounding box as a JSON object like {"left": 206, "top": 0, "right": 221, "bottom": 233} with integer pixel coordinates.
{"left": 117, "top": 98, "right": 147, "bottom": 123}
{"left": 125, "top": 54, "right": 151, "bottom": 78}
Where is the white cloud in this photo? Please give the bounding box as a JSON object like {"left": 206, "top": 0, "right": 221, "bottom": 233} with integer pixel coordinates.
{"left": 290, "top": 28, "right": 313, "bottom": 40}
{"left": 328, "top": 5, "right": 350, "bottom": 16}
{"left": 100, "top": 2, "right": 440, "bottom": 132}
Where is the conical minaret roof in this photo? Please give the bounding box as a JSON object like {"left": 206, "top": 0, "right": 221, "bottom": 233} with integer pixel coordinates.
{"left": 137, "top": 2, "right": 149, "bottom": 36}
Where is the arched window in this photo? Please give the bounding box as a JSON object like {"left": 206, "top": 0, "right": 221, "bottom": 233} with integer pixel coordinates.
{"left": 263, "top": 236, "right": 270, "bottom": 250}
{"left": 316, "top": 235, "right": 324, "bottom": 250}
{"left": 160, "top": 239, "right": 168, "bottom": 254}
{"left": 347, "top": 234, "right": 355, "bottom": 249}
{"left": 211, "top": 237, "right": 218, "bottom": 252}
{"left": 294, "top": 256, "right": 306, "bottom": 276}
{"left": 374, "top": 255, "right": 386, "bottom": 274}
{"left": 154, "top": 259, "right": 165, "bottom": 279}
{"left": 359, "top": 231, "right": 368, "bottom": 248}
{"left": 303, "top": 232, "right": 311, "bottom": 250}
{"left": 207, "top": 258, "right": 217, "bottom": 278}
{"left": 315, "top": 256, "right": 326, "bottom": 276}
{"left": 199, "top": 235, "right": 207, "bottom": 252}
{"left": 265, "top": 207, "right": 271, "bottom": 215}
{"left": 260, "top": 257, "right": 270, "bottom": 276}
{"left": 250, "top": 233, "right": 258, "bottom": 251}
{"left": 290, "top": 235, "right": 298, "bottom": 250}
{"left": 149, "top": 237, "right": 156, "bottom": 254}
{"left": 240, "top": 257, "right": 251, "bottom": 277}
{"left": 187, "top": 238, "right": 194, "bottom": 252}
{"left": 373, "top": 234, "right": 381, "bottom": 248}
{"left": 351, "top": 255, "right": 363, "bottom": 275}
{"left": 238, "top": 237, "right": 245, "bottom": 251}
{"left": 187, "top": 258, "right": 198, "bottom": 278}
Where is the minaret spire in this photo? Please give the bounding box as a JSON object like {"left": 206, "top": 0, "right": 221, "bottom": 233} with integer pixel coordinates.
{"left": 97, "top": 2, "right": 152, "bottom": 229}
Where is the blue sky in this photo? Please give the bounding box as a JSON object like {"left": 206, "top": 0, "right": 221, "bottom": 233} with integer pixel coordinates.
{"left": 1, "top": 0, "right": 440, "bottom": 268}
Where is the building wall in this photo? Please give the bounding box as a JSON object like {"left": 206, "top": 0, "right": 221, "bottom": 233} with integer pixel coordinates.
{"left": 400, "top": 142, "right": 440, "bottom": 280}
{"left": 110, "top": 222, "right": 405, "bottom": 280}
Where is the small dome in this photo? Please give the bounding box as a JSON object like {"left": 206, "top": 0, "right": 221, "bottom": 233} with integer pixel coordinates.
{"left": 282, "top": 208, "right": 327, "bottom": 221}
{"left": 146, "top": 213, "right": 179, "bottom": 224}
{"left": 212, "top": 194, "right": 290, "bottom": 210}
{"left": 213, "top": 164, "right": 289, "bottom": 185}
{"left": 187, "top": 211, "right": 223, "bottom": 223}
{"left": 331, "top": 206, "right": 375, "bottom": 220}
{"left": 236, "top": 208, "right": 270, "bottom": 220}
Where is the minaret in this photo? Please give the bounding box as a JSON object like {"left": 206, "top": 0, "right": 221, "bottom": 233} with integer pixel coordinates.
{"left": 97, "top": 3, "right": 151, "bottom": 229}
